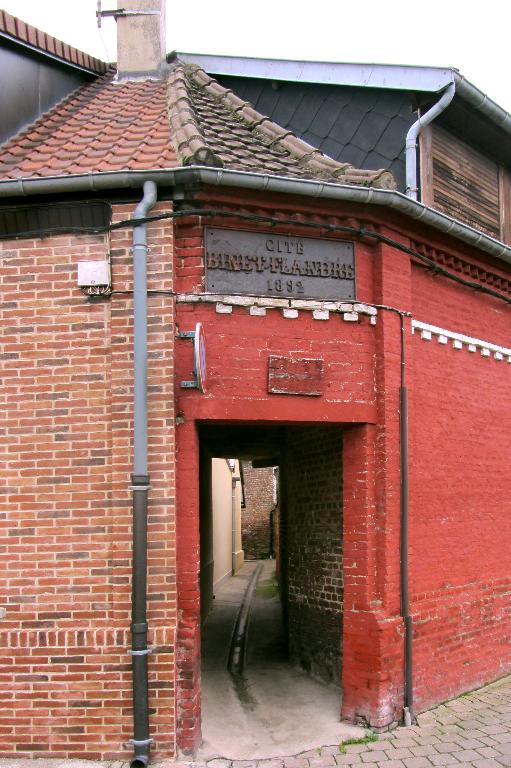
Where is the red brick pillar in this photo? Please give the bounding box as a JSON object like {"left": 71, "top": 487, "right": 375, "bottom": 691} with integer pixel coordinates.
{"left": 341, "top": 235, "right": 412, "bottom": 728}
{"left": 175, "top": 419, "right": 201, "bottom": 754}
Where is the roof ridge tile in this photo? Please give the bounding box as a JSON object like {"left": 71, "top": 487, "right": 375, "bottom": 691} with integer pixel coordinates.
{"left": 167, "top": 65, "right": 224, "bottom": 168}
{"left": 180, "top": 61, "right": 396, "bottom": 189}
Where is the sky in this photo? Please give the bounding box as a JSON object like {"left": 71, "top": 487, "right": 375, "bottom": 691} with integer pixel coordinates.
{"left": 2, "top": 0, "right": 511, "bottom": 113}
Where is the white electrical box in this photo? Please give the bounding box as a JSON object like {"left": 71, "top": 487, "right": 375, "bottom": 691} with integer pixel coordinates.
{"left": 77, "top": 260, "right": 111, "bottom": 287}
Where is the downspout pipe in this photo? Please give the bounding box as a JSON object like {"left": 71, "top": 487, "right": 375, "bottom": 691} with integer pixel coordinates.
{"left": 130, "top": 180, "right": 157, "bottom": 768}
{"left": 405, "top": 81, "right": 455, "bottom": 199}
{"left": 399, "top": 314, "right": 413, "bottom": 725}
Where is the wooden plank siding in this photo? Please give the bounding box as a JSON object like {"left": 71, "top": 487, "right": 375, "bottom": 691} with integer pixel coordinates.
{"left": 421, "top": 124, "right": 511, "bottom": 244}
{"left": 500, "top": 167, "right": 511, "bottom": 244}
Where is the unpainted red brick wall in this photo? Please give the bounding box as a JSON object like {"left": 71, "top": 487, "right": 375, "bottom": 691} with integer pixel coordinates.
{"left": 284, "top": 425, "right": 344, "bottom": 685}
{"left": 240, "top": 462, "right": 275, "bottom": 559}
{"left": 409, "top": 263, "right": 511, "bottom": 712}
{"left": 0, "top": 202, "right": 176, "bottom": 760}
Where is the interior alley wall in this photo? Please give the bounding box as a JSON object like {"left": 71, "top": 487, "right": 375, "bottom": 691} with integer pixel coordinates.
{"left": 283, "top": 425, "right": 344, "bottom": 685}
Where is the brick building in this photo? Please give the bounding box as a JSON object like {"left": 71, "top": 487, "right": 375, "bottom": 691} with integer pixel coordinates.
{"left": 240, "top": 462, "right": 277, "bottom": 560}
{"left": 0, "top": 2, "right": 510, "bottom": 765}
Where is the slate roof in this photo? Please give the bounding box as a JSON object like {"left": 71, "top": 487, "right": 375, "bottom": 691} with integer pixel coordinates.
{"left": 217, "top": 76, "right": 414, "bottom": 191}
{"left": 167, "top": 63, "right": 396, "bottom": 188}
{"left": 0, "top": 10, "right": 107, "bottom": 74}
{"left": 0, "top": 59, "right": 396, "bottom": 189}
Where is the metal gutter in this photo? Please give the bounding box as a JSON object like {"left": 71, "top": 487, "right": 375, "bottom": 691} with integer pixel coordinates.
{"left": 1, "top": 167, "right": 510, "bottom": 267}
{"left": 453, "top": 72, "right": 511, "bottom": 133}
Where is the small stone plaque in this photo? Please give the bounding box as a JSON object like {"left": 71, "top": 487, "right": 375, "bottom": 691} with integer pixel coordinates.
{"left": 205, "top": 228, "right": 355, "bottom": 301}
{"left": 268, "top": 356, "right": 324, "bottom": 396}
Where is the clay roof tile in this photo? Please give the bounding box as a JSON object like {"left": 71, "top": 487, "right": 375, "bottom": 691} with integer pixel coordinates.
{"left": 0, "top": 56, "right": 396, "bottom": 189}
{"left": 165, "top": 62, "right": 397, "bottom": 188}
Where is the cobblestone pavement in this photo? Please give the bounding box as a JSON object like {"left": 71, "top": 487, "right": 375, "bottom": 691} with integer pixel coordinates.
{"left": 1, "top": 675, "right": 510, "bottom": 768}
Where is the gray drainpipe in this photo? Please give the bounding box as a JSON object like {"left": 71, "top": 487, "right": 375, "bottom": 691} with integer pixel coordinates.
{"left": 231, "top": 473, "right": 240, "bottom": 575}
{"left": 130, "top": 180, "right": 157, "bottom": 768}
{"left": 405, "top": 82, "right": 456, "bottom": 199}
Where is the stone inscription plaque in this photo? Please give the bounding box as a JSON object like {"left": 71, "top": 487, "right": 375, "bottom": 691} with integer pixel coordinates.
{"left": 205, "top": 228, "right": 355, "bottom": 301}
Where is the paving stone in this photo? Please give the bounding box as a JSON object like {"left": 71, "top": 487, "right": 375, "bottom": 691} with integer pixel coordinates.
{"left": 452, "top": 738, "right": 485, "bottom": 749}
{"left": 496, "top": 744, "right": 511, "bottom": 755}
{"left": 433, "top": 743, "right": 460, "bottom": 754}
{"left": 454, "top": 748, "right": 483, "bottom": 760}
{"left": 471, "top": 760, "right": 506, "bottom": 768}
{"left": 402, "top": 758, "right": 432, "bottom": 768}
{"left": 232, "top": 762, "right": 259, "bottom": 768}
{"left": 360, "top": 753, "right": 388, "bottom": 763}
{"left": 283, "top": 759, "right": 310, "bottom": 768}
{"left": 478, "top": 748, "right": 503, "bottom": 758}
{"left": 389, "top": 739, "right": 419, "bottom": 749}
{"left": 409, "top": 746, "right": 435, "bottom": 757}
{"left": 385, "top": 749, "right": 413, "bottom": 760}
{"left": 427, "top": 755, "right": 459, "bottom": 765}
{"left": 308, "top": 757, "right": 337, "bottom": 767}
{"left": 334, "top": 755, "right": 362, "bottom": 765}
{"left": 378, "top": 762, "right": 405, "bottom": 768}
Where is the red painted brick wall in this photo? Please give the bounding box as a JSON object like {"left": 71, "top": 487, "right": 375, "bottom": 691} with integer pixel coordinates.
{"left": 284, "top": 425, "right": 344, "bottom": 685}
{"left": 241, "top": 462, "right": 276, "bottom": 559}
{"left": 173, "top": 200, "right": 385, "bottom": 748}
{"left": 0, "top": 203, "right": 176, "bottom": 760}
{"left": 409, "top": 262, "right": 511, "bottom": 712}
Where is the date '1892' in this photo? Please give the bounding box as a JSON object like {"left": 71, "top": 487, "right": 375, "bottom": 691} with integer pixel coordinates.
{"left": 268, "top": 278, "right": 304, "bottom": 294}
{"left": 205, "top": 228, "right": 356, "bottom": 301}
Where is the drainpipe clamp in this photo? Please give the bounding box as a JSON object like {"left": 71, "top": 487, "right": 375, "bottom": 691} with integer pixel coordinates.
{"left": 129, "top": 485, "right": 152, "bottom": 491}
{"left": 128, "top": 647, "right": 154, "bottom": 656}
{"left": 129, "top": 738, "right": 154, "bottom": 747}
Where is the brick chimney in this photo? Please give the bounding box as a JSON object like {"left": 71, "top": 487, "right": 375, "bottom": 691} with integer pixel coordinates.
{"left": 116, "top": 0, "right": 166, "bottom": 79}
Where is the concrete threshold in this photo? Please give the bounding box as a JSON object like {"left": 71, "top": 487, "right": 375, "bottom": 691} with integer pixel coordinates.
{"left": 198, "top": 560, "right": 364, "bottom": 760}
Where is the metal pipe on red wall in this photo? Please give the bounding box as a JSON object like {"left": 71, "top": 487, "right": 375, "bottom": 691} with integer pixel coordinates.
{"left": 130, "top": 180, "right": 157, "bottom": 768}
{"left": 399, "top": 314, "right": 413, "bottom": 724}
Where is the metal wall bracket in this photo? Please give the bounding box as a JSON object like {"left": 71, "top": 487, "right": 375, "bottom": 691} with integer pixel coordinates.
{"left": 178, "top": 322, "right": 207, "bottom": 393}
{"left": 128, "top": 647, "right": 154, "bottom": 656}
{"left": 97, "top": 2, "right": 159, "bottom": 27}
{"left": 129, "top": 738, "right": 154, "bottom": 746}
